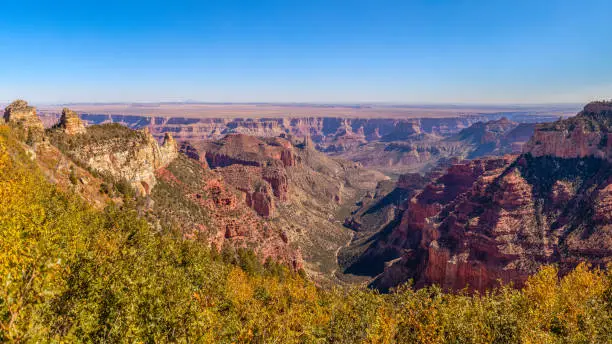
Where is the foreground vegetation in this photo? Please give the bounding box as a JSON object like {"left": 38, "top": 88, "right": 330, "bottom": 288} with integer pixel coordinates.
{"left": 1, "top": 125, "right": 611, "bottom": 343}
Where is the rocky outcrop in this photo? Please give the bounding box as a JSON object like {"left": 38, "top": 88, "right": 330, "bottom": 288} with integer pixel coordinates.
{"left": 153, "top": 156, "right": 302, "bottom": 269}
{"left": 3, "top": 100, "right": 45, "bottom": 142}
{"left": 246, "top": 183, "right": 275, "bottom": 218}
{"left": 262, "top": 166, "right": 289, "bottom": 201}
{"left": 524, "top": 101, "right": 612, "bottom": 160}
{"left": 58, "top": 108, "right": 86, "bottom": 135}
{"left": 52, "top": 124, "right": 178, "bottom": 195}
{"left": 178, "top": 141, "right": 208, "bottom": 167}
{"left": 3, "top": 100, "right": 44, "bottom": 129}
{"left": 448, "top": 117, "right": 535, "bottom": 158}
{"left": 160, "top": 132, "right": 179, "bottom": 166}
{"left": 381, "top": 120, "right": 421, "bottom": 141}
{"left": 203, "top": 134, "right": 297, "bottom": 168}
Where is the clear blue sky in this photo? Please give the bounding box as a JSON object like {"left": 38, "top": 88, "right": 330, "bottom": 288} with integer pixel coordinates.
{"left": 1, "top": 0, "right": 611, "bottom": 104}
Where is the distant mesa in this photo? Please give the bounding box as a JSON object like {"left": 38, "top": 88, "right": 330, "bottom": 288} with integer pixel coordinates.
{"left": 582, "top": 100, "right": 612, "bottom": 114}
{"left": 381, "top": 120, "right": 422, "bottom": 141}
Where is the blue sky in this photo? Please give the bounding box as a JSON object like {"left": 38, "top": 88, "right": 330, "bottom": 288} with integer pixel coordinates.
{"left": 1, "top": 0, "right": 611, "bottom": 104}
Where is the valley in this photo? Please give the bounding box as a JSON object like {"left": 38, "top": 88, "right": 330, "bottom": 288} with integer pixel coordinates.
{"left": 15, "top": 100, "right": 591, "bottom": 287}
{"left": 2, "top": 99, "right": 610, "bottom": 342}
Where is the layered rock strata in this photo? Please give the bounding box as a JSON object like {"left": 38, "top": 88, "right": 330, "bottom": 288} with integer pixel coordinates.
{"left": 58, "top": 108, "right": 87, "bottom": 135}
{"left": 365, "top": 102, "right": 612, "bottom": 292}
{"left": 3, "top": 100, "right": 45, "bottom": 142}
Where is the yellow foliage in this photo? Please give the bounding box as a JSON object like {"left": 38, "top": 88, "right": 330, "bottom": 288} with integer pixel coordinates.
{"left": 366, "top": 306, "right": 398, "bottom": 344}
{"left": 1, "top": 124, "right": 611, "bottom": 343}
{"left": 227, "top": 267, "right": 254, "bottom": 305}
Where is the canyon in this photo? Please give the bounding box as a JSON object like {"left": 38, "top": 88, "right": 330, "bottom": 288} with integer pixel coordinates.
{"left": 343, "top": 101, "right": 612, "bottom": 292}
{"left": 35, "top": 105, "right": 562, "bottom": 177}
{"left": 5, "top": 99, "right": 609, "bottom": 292}
{"left": 187, "top": 133, "right": 388, "bottom": 281}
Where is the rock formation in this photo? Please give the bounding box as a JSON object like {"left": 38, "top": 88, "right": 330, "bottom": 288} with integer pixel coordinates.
{"left": 58, "top": 108, "right": 87, "bottom": 135}
{"left": 50, "top": 124, "right": 179, "bottom": 195}
{"left": 331, "top": 119, "right": 535, "bottom": 176}
{"left": 381, "top": 120, "right": 422, "bottom": 141}
{"left": 448, "top": 117, "right": 535, "bottom": 158}
{"left": 246, "top": 182, "right": 275, "bottom": 218}
{"left": 524, "top": 101, "right": 612, "bottom": 160}
{"left": 179, "top": 141, "right": 208, "bottom": 166}
{"left": 153, "top": 155, "right": 302, "bottom": 269}
{"left": 358, "top": 102, "right": 612, "bottom": 292}
{"left": 3, "top": 100, "right": 45, "bottom": 142}
{"left": 184, "top": 133, "right": 388, "bottom": 279}
{"left": 160, "top": 132, "right": 179, "bottom": 166}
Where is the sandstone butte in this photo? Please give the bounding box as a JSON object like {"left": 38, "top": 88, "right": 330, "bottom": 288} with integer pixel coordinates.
{"left": 3, "top": 99, "right": 45, "bottom": 142}
{"left": 58, "top": 107, "right": 87, "bottom": 135}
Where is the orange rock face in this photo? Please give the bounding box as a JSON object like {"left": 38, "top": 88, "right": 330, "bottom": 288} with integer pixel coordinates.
{"left": 370, "top": 154, "right": 608, "bottom": 292}
{"left": 190, "top": 134, "right": 298, "bottom": 216}
{"left": 524, "top": 101, "right": 612, "bottom": 160}
{"left": 246, "top": 187, "right": 275, "bottom": 218}
{"left": 262, "top": 166, "right": 289, "bottom": 201}
{"left": 154, "top": 159, "right": 303, "bottom": 270}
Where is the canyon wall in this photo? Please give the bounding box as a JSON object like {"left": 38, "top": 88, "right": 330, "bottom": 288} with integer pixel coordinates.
{"left": 50, "top": 124, "right": 179, "bottom": 195}
{"left": 524, "top": 101, "right": 612, "bottom": 160}
{"left": 35, "top": 110, "right": 560, "bottom": 146}
{"left": 355, "top": 101, "right": 612, "bottom": 292}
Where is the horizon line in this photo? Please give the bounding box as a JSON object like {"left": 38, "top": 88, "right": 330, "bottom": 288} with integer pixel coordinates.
{"left": 1, "top": 100, "right": 587, "bottom": 108}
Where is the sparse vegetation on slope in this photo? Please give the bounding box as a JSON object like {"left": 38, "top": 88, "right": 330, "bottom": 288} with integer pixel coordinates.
{"left": 2, "top": 122, "right": 612, "bottom": 342}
